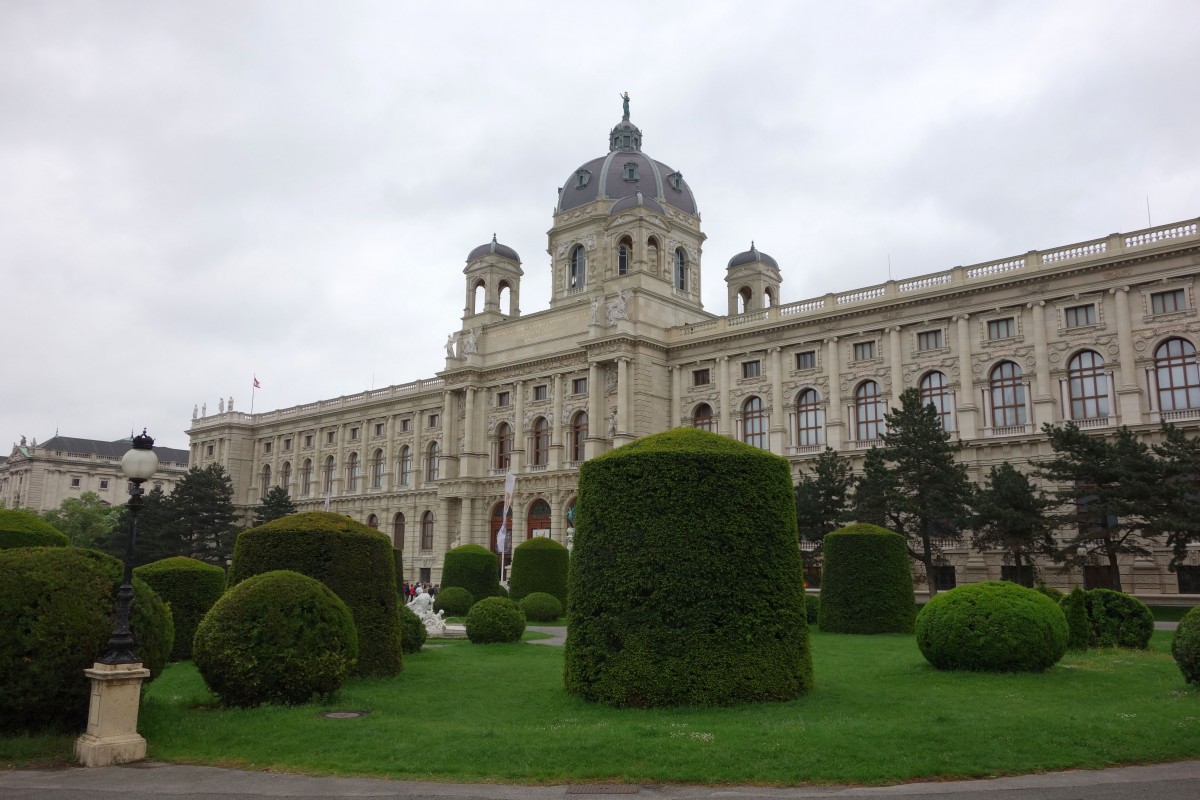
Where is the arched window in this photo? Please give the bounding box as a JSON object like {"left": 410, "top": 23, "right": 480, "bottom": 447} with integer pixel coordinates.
{"left": 569, "top": 245, "right": 586, "bottom": 289}
{"left": 279, "top": 461, "right": 291, "bottom": 491}
{"left": 742, "top": 396, "right": 767, "bottom": 449}
{"left": 1067, "top": 350, "right": 1109, "bottom": 420}
{"left": 300, "top": 459, "right": 312, "bottom": 496}
{"left": 693, "top": 402, "right": 715, "bottom": 432}
{"left": 366, "top": 514, "right": 379, "bottom": 530}
{"left": 495, "top": 422, "right": 513, "bottom": 470}
{"left": 498, "top": 280, "right": 511, "bottom": 315}
{"left": 738, "top": 286, "right": 752, "bottom": 314}
{"left": 398, "top": 445, "right": 412, "bottom": 486}
{"left": 370, "top": 449, "right": 384, "bottom": 489}
{"left": 420, "top": 511, "right": 434, "bottom": 550}
{"left": 532, "top": 417, "right": 550, "bottom": 466}
{"left": 617, "top": 237, "right": 632, "bottom": 276}
{"left": 322, "top": 456, "right": 335, "bottom": 494}
{"left": 345, "top": 451, "right": 360, "bottom": 492}
{"left": 426, "top": 441, "right": 440, "bottom": 481}
{"left": 919, "top": 371, "right": 953, "bottom": 431}
{"left": 855, "top": 381, "right": 886, "bottom": 441}
{"left": 674, "top": 247, "right": 687, "bottom": 291}
{"left": 472, "top": 279, "right": 485, "bottom": 314}
{"left": 764, "top": 287, "right": 775, "bottom": 308}
{"left": 570, "top": 411, "right": 588, "bottom": 462}
{"left": 646, "top": 236, "right": 660, "bottom": 273}
{"left": 795, "top": 389, "right": 824, "bottom": 447}
{"left": 528, "top": 499, "right": 551, "bottom": 540}
{"left": 393, "top": 512, "right": 406, "bottom": 550}
{"left": 1155, "top": 338, "right": 1200, "bottom": 413}
{"left": 990, "top": 361, "right": 1027, "bottom": 428}
{"left": 259, "top": 464, "right": 271, "bottom": 499}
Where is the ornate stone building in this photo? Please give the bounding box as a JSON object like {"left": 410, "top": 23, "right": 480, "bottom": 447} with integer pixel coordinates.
{"left": 187, "top": 102, "right": 1200, "bottom": 595}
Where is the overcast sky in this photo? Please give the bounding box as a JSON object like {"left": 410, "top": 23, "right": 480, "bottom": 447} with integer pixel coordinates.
{"left": 3, "top": 1, "right": 1199, "bottom": 451}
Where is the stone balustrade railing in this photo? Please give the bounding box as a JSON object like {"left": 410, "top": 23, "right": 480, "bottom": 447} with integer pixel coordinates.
{"left": 191, "top": 377, "right": 446, "bottom": 428}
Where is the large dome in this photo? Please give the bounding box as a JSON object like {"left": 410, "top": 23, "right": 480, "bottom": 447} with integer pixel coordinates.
{"left": 556, "top": 100, "right": 698, "bottom": 217}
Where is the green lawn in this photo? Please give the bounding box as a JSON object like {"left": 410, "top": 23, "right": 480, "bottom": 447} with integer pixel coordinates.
{"left": 6, "top": 629, "right": 1197, "bottom": 784}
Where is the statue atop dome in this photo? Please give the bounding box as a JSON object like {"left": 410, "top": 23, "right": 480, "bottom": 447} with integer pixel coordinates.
{"left": 621, "top": 91, "right": 630, "bottom": 121}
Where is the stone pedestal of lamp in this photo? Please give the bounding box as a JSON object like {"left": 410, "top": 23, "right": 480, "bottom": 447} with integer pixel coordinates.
{"left": 74, "top": 661, "right": 151, "bottom": 767}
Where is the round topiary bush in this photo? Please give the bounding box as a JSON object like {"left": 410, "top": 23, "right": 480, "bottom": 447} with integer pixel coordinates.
{"left": 818, "top": 524, "right": 915, "bottom": 634}
{"left": 1085, "top": 588, "right": 1153, "bottom": 649}
{"left": 398, "top": 603, "right": 427, "bottom": 654}
{"left": 433, "top": 585, "right": 474, "bottom": 617}
{"left": 1172, "top": 606, "right": 1200, "bottom": 686}
{"left": 564, "top": 428, "right": 812, "bottom": 708}
{"left": 519, "top": 591, "right": 563, "bottom": 622}
{"left": 135, "top": 556, "right": 226, "bottom": 661}
{"left": 465, "top": 596, "right": 526, "bottom": 644}
{"left": 509, "top": 536, "right": 568, "bottom": 605}
{"left": 194, "top": 570, "right": 358, "bottom": 708}
{"left": 0, "top": 508, "right": 69, "bottom": 549}
{"left": 230, "top": 511, "right": 402, "bottom": 677}
{"left": 915, "top": 581, "right": 1069, "bottom": 672}
{"left": 441, "top": 544, "right": 502, "bottom": 603}
{"left": 0, "top": 546, "right": 173, "bottom": 733}
{"left": 1061, "top": 587, "right": 1090, "bottom": 650}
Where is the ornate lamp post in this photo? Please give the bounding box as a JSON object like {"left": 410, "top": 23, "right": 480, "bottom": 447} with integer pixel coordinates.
{"left": 75, "top": 429, "right": 158, "bottom": 767}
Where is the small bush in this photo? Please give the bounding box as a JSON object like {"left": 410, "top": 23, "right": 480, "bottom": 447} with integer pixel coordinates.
{"left": 519, "top": 591, "right": 563, "bottom": 622}
{"left": 1034, "top": 579, "right": 1064, "bottom": 603}
{"left": 441, "top": 544, "right": 502, "bottom": 603}
{"left": 135, "top": 556, "right": 226, "bottom": 661}
{"left": 1172, "top": 606, "right": 1200, "bottom": 685}
{"left": 509, "top": 537, "right": 568, "bottom": 605}
{"left": 193, "top": 570, "right": 358, "bottom": 708}
{"left": 1086, "top": 589, "right": 1153, "bottom": 649}
{"left": 465, "top": 596, "right": 526, "bottom": 644}
{"left": 433, "top": 585, "right": 474, "bottom": 616}
{"left": 916, "top": 581, "right": 1068, "bottom": 672}
{"left": 805, "top": 593, "right": 820, "bottom": 625}
{"left": 1062, "top": 587, "right": 1090, "bottom": 650}
{"left": 818, "top": 524, "right": 915, "bottom": 634}
{"left": 0, "top": 509, "right": 69, "bottom": 549}
{"left": 398, "top": 603, "right": 427, "bottom": 654}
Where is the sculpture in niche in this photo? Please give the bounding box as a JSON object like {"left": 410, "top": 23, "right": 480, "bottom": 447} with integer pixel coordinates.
{"left": 590, "top": 297, "right": 601, "bottom": 325}
{"left": 606, "top": 289, "right": 631, "bottom": 326}
{"left": 461, "top": 327, "right": 479, "bottom": 355}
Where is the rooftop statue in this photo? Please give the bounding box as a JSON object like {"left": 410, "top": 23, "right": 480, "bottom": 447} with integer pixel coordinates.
{"left": 621, "top": 91, "right": 630, "bottom": 120}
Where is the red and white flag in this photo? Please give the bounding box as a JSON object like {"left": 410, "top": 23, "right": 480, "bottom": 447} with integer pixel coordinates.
{"left": 253, "top": 376, "right": 261, "bottom": 389}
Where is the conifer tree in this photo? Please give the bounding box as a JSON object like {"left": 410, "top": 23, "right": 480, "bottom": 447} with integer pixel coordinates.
{"left": 104, "top": 484, "right": 180, "bottom": 567}
{"left": 1147, "top": 423, "right": 1200, "bottom": 569}
{"left": 970, "top": 462, "right": 1054, "bottom": 584}
{"left": 253, "top": 485, "right": 297, "bottom": 526}
{"left": 794, "top": 447, "right": 853, "bottom": 543}
{"left": 170, "top": 463, "right": 238, "bottom": 567}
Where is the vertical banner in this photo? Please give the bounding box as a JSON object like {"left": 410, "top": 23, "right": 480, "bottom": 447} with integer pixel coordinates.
{"left": 497, "top": 471, "right": 516, "bottom": 580}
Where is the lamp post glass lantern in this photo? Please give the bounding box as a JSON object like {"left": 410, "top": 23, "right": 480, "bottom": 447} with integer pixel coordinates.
{"left": 100, "top": 429, "right": 159, "bottom": 665}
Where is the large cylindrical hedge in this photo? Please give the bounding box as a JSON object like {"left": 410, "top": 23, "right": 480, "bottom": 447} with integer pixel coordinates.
{"left": 818, "top": 524, "right": 915, "bottom": 634}
{"left": 916, "top": 581, "right": 1069, "bottom": 672}
{"left": 564, "top": 428, "right": 812, "bottom": 708}
{"left": 0, "top": 509, "right": 69, "bottom": 549}
{"left": 135, "top": 556, "right": 227, "bottom": 661}
{"left": 441, "top": 544, "right": 502, "bottom": 602}
{"left": 509, "top": 536, "right": 568, "bottom": 604}
{"left": 230, "top": 512, "right": 401, "bottom": 677}
{"left": 0, "top": 546, "right": 172, "bottom": 733}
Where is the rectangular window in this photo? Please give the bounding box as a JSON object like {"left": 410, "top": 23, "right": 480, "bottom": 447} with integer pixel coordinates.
{"left": 572, "top": 377, "right": 587, "bottom": 394}
{"left": 1064, "top": 304, "right": 1096, "bottom": 328}
{"left": 284, "top": 438, "right": 293, "bottom": 451}
{"left": 795, "top": 350, "right": 816, "bottom": 370}
{"left": 349, "top": 427, "right": 359, "bottom": 440}
{"left": 987, "top": 318, "right": 1015, "bottom": 340}
{"left": 400, "top": 419, "right": 410, "bottom": 432}
{"left": 534, "top": 385, "right": 548, "bottom": 401}
{"left": 917, "top": 330, "right": 943, "bottom": 351}
{"left": 853, "top": 341, "right": 876, "bottom": 361}
{"left": 375, "top": 423, "right": 385, "bottom": 436}
{"left": 741, "top": 360, "right": 761, "bottom": 379}
{"left": 304, "top": 434, "right": 313, "bottom": 447}
{"left": 1000, "top": 565, "right": 1035, "bottom": 587}
{"left": 206, "top": 444, "right": 214, "bottom": 457}
{"left": 932, "top": 565, "right": 957, "bottom": 591}
{"left": 429, "top": 414, "right": 440, "bottom": 428}
{"left": 693, "top": 368, "right": 711, "bottom": 386}
{"left": 70, "top": 477, "right": 80, "bottom": 488}
{"left": 1152, "top": 289, "right": 1186, "bottom": 315}
{"left": 496, "top": 391, "right": 510, "bottom": 407}
{"left": 263, "top": 441, "right": 272, "bottom": 454}
{"left": 99, "top": 479, "right": 109, "bottom": 490}
{"left": 326, "top": 431, "right": 336, "bottom": 444}
{"left": 1178, "top": 565, "right": 1200, "bottom": 594}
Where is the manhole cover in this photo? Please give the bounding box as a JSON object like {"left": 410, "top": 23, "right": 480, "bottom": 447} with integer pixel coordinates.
{"left": 318, "top": 710, "right": 369, "bottom": 719}
{"left": 566, "top": 785, "right": 640, "bottom": 795}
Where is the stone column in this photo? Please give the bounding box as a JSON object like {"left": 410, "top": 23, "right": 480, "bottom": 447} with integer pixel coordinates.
{"left": 1111, "top": 286, "right": 1142, "bottom": 422}
{"left": 1027, "top": 301, "right": 1055, "bottom": 427}
{"left": 462, "top": 386, "right": 478, "bottom": 478}
{"left": 75, "top": 662, "right": 151, "bottom": 767}
{"left": 718, "top": 356, "right": 731, "bottom": 437}
{"left": 551, "top": 373, "right": 564, "bottom": 469}
{"left": 954, "top": 315, "right": 978, "bottom": 438}
{"left": 413, "top": 413, "right": 424, "bottom": 486}
{"left": 615, "top": 357, "right": 631, "bottom": 445}
{"left": 888, "top": 326, "right": 903, "bottom": 408}
{"left": 441, "top": 391, "right": 458, "bottom": 480}
{"left": 586, "top": 362, "right": 603, "bottom": 459}
{"left": 824, "top": 338, "right": 843, "bottom": 449}
{"left": 512, "top": 380, "right": 525, "bottom": 472}
{"left": 769, "top": 347, "right": 784, "bottom": 454}
{"left": 670, "top": 364, "right": 682, "bottom": 428}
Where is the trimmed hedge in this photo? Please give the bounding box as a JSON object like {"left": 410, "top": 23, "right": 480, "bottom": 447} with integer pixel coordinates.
{"left": 0, "top": 546, "right": 173, "bottom": 733}
{"left": 465, "top": 596, "right": 526, "bottom": 644}
{"left": 1062, "top": 587, "right": 1090, "bottom": 650}
{"left": 433, "top": 586, "right": 474, "bottom": 617}
{"left": 509, "top": 536, "right": 568, "bottom": 605}
{"left": 1085, "top": 589, "right": 1153, "bottom": 649}
{"left": 818, "top": 524, "right": 915, "bottom": 634}
{"left": 193, "top": 570, "right": 358, "bottom": 708}
{"left": 441, "top": 544, "right": 502, "bottom": 603}
{"left": 398, "top": 603, "right": 427, "bottom": 654}
{"left": 0, "top": 509, "right": 69, "bottom": 549}
{"left": 519, "top": 591, "right": 563, "bottom": 622}
{"left": 915, "top": 581, "right": 1068, "bottom": 672}
{"left": 392, "top": 548, "right": 403, "bottom": 587}
{"left": 1173, "top": 606, "right": 1200, "bottom": 685}
{"left": 805, "top": 593, "right": 820, "bottom": 625}
{"left": 135, "top": 556, "right": 226, "bottom": 661}
{"left": 564, "top": 428, "right": 813, "bottom": 708}
{"left": 230, "top": 511, "right": 402, "bottom": 677}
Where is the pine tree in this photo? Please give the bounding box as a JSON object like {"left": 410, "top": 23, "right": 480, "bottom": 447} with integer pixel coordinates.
{"left": 1147, "top": 423, "right": 1200, "bottom": 569}
{"left": 970, "top": 462, "right": 1054, "bottom": 584}
{"left": 254, "top": 485, "right": 297, "bottom": 526}
{"left": 794, "top": 447, "right": 853, "bottom": 542}
{"left": 104, "top": 485, "right": 181, "bottom": 567}
{"left": 170, "top": 464, "right": 238, "bottom": 567}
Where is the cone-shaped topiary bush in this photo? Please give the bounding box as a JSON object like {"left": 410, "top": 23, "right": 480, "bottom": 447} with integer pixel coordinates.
{"left": 1172, "top": 606, "right": 1200, "bottom": 685}
{"left": 564, "top": 428, "right": 812, "bottom": 708}
{"left": 230, "top": 511, "right": 401, "bottom": 677}
{"left": 465, "top": 596, "right": 526, "bottom": 644}
{"left": 509, "top": 536, "right": 568, "bottom": 604}
{"left": 519, "top": 591, "right": 563, "bottom": 622}
{"left": 0, "top": 508, "right": 69, "bottom": 549}
{"left": 818, "top": 524, "right": 915, "bottom": 633}
{"left": 915, "top": 581, "right": 1068, "bottom": 672}
{"left": 0, "top": 546, "right": 172, "bottom": 733}
{"left": 1084, "top": 589, "right": 1154, "bottom": 649}
{"left": 135, "top": 556, "right": 226, "bottom": 661}
{"left": 441, "top": 544, "right": 502, "bottom": 602}
{"left": 433, "top": 585, "right": 474, "bottom": 616}
{"left": 398, "top": 603, "right": 427, "bottom": 654}
{"left": 194, "top": 570, "right": 358, "bottom": 708}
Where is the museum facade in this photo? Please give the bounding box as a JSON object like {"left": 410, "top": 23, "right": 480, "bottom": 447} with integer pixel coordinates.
{"left": 186, "top": 105, "right": 1200, "bottom": 595}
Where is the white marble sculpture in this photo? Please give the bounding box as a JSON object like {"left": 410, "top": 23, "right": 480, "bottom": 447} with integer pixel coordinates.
{"left": 406, "top": 587, "right": 447, "bottom": 637}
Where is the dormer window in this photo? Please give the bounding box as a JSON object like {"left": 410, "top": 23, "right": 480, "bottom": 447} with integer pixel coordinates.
{"left": 623, "top": 162, "right": 639, "bottom": 182}
{"left": 575, "top": 169, "right": 591, "bottom": 189}
{"left": 667, "top": 171, "right": 684, "bottom": 191}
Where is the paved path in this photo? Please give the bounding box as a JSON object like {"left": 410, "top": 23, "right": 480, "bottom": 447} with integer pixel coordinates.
{"left": 527, "top": 625, "right": 567, "bottom": 645}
